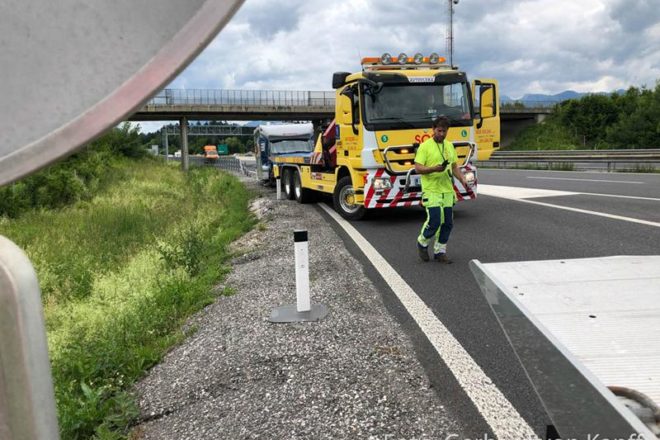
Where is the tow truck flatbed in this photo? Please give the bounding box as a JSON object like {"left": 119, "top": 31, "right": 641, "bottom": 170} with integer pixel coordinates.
{"left": 471, "top": 256, "right": 660, "bottom": 439}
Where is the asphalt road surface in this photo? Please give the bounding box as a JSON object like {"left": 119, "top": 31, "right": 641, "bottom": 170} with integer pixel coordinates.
{"left": 319, "top": 168, "right": 660, "bottom": 439}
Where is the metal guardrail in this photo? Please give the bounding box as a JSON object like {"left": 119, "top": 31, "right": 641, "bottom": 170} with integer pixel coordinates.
{"left": 478, "top": 149, "right": 660, "bottom": 172}
{"left": 215, "top": 157, "right": 257, "bottom": 178}
{"left": 168, "top": 156, "right": 257, "bottom": 178}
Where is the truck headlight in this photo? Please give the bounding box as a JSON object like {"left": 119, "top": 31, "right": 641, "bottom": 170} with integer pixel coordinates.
{"left": 463, "top": 171, "right": 476, "bottom": 186}
{"left": 372, "top": 177, "right": 392, "bottom": 191}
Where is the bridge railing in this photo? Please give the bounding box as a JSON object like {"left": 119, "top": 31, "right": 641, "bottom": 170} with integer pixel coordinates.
{"left": 148, "top": 88, "right": 336, "bottom": 107}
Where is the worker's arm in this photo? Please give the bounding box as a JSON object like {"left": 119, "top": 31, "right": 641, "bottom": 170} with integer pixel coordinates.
{"left": 452, "top": 162, "right": 469, "bottom": 188}
{"left": 414, "top": 161, "right": 447, "bottom": 175}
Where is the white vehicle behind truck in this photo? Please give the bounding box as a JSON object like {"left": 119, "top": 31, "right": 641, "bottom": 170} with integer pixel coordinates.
{"left": 254, "top": 123, "right": 315, "bottom": 186}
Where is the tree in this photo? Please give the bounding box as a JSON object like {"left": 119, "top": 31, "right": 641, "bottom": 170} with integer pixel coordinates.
{"left": 606, "top": 83, "right": 660, "bottom": 148}
{"left": 556, "top": 95, "right": 619, "bottom": 148}
{"left": 224, "top": 136, "right": 246, "bottom": 154}
{"left": 87, "top": 122, "right": 148, "bottom": 158}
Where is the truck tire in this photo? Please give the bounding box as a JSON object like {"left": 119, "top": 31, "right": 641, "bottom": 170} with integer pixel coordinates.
{"left": 293, "top": 170, "right": 314, "bottom": 203}
{"left": 333, "top": 176, "right": 366, "bottom": 220}
{"left": 282, "top": 168, "right": 295, "bottom": 200}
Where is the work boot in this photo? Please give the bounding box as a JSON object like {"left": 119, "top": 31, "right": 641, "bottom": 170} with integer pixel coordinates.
{"left": 417, "top": 242, "right": 429, "bottom": 262}
{"left": 433, "top": 253, "right": 452, "bottom": 264}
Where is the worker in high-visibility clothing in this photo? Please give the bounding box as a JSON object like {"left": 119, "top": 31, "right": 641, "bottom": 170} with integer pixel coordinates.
{"left": 414, "top": 115, "right": 469, "bottom": 264}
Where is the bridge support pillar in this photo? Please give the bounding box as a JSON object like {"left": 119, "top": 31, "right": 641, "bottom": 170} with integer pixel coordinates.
{"left": 180, "top": 117, "right": 189, "bottom": 172}
{"left": 163, "top": 130, "right": 169, "bottom": 162}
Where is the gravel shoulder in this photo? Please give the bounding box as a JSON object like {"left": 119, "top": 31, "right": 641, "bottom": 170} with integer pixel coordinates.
{"left": 131, "top": 176, "right": 463, "bottom": 439}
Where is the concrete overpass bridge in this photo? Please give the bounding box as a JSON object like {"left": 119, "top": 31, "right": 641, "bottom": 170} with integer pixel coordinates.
{"left": 131, "top": 89, "right": 335, "bottom": 122}
{"left": 129, "top": 88, "right": 553, "bottom": 151}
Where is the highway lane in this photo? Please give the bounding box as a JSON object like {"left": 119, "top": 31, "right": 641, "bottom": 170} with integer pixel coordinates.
{"left": 479, "top": 168, "right": 660, "bottom": 224}
{"left": 318, "top": 170, "right": 660, "bottom": 439}
{"left": 479, "top": 168, "right": 660, "bottom": 199}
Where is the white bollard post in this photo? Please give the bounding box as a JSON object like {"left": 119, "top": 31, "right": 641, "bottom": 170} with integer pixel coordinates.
{"left": 276, "top": 174, "right": 282, "bottom": 200}
{"left": 269, "top": 230, "right": 328, "bottom": 323}
{"left": 294, "top": 230, "right": 311, "bottom": 312}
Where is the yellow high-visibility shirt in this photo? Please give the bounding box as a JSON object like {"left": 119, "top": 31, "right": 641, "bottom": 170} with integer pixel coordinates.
{"left": 414, "top": 138, "right": 457, "bottom": 195}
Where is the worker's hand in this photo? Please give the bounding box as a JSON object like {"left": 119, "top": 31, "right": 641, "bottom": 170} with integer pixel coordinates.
{"left": 435, "top": 160, "right": 450, "bottom": 172}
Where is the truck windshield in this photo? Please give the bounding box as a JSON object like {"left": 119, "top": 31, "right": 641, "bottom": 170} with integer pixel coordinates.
{"left": 270, "top": 138, "right": 314, "bottom": 154}
{"left": 363, "top": 81, "right": 473, "bottom": 130}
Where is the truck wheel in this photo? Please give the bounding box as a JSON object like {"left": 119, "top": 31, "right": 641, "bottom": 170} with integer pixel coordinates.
{"left": 333, "top": 176, "right": 366, "bottom": 220}
{"left": 293, "top": 170, "right": 314, "bottom": 203}
{"left": 282, "top": 168, "right": 295, "bottom": 200}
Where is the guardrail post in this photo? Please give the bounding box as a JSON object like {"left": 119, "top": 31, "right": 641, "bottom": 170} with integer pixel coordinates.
{"left": 276, "top": 174, "right": 282, "bottom": 200}
{"left": 0, "top": 236, "right": 59, "bottom": 440}
{"left": 269, "top": 230, "right": 328, "bottom": 323}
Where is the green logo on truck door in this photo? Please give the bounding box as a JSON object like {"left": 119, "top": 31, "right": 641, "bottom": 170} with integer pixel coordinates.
{"left": 381, "top": 134, "right": 389, "bottom": 143}
{"left": 461, "top": 129, "right": 468, "bottom": 138}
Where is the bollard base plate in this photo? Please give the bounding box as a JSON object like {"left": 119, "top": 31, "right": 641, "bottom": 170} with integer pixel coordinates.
{"left": 269, "top": 304, "right": 328, "bottom": 323}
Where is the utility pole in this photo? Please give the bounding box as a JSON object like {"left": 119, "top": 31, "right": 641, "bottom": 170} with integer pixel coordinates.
{"left": 447, "top": 0, "right": 459, "bottom": 67}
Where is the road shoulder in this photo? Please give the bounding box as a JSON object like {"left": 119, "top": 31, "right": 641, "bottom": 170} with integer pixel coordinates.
{"left": 131, "top": 177, "right": 463, "bottom": 439}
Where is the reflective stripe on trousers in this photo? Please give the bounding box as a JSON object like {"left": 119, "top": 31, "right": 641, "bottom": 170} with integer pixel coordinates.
{"left": 418, "top": 192, "right": 454, "bottom": 247}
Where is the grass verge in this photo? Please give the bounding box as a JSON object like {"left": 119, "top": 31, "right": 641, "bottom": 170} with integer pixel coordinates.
{"left": 0, "top": 160, "right": 255, "bottom": 439}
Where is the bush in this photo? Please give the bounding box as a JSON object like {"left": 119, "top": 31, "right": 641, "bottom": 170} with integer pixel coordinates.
{"left": 506, "top": 117, "right": 578, "bottom": 150}
{"left": 0, "top": 125, "right": 149, "bottom": 219}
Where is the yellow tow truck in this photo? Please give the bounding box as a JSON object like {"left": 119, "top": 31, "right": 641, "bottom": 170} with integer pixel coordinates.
{"left": 274, "top": 52, "right": 499, "bottom": 220}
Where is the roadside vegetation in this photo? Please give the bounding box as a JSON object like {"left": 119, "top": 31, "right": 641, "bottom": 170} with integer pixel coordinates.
{"left": 506, "top": 82, "right": 660, "bottom": 151}
{"left": 0, "top": 124, "right": 255, "bottom": 439}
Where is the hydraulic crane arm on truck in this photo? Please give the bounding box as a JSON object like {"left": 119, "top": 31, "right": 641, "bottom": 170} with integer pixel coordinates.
{"left": 273, "top": 52, "right": 500, "bottom": 220}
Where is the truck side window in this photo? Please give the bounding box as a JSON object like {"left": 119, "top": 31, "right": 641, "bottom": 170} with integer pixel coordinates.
{"left": 352, "top": 89, "right": 360, "bottom": 126}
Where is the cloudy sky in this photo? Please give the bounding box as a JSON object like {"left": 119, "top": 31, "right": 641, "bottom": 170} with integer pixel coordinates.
{"left": 140, "top": 0, "right": 660, "bottom": 131}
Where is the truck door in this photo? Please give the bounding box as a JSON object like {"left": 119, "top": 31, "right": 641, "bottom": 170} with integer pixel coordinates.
{"left": 472, "top": 79, "right": 500, "bottom": 160}
{"left": 336, "top": 83, "right": 362, "bottom": 162}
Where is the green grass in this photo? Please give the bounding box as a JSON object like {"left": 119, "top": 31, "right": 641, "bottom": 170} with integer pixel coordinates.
{"left": 0, "top": 160, "right": 256, "bottom": 439}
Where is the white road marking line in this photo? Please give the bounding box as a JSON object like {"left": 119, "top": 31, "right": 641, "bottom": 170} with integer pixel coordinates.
{"left": 479, "top": 185, "right": 660, "bottom": 228}
{"left": 478, "top": 184, "right": 576, "bottom": 199}
{"left": 500, "top": 198, "right": 660, "bottom": 228}
{"left": 526, "top": 176, "right": 644, "bottom": 184}
{"left": 319, "top": 203, "right": 538, "bottom": 440}
{"left": 575, "top": 192, "right": 660, "bottom": 202}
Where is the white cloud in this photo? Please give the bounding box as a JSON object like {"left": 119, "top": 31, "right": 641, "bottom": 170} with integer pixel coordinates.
{"left": 166, "top": 0, "right": 659, "bottom": 102}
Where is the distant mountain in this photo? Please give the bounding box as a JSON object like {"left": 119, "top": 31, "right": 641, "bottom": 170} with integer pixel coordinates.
{"left": 501, "top": 89, "right": 626, "bottom": 106}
